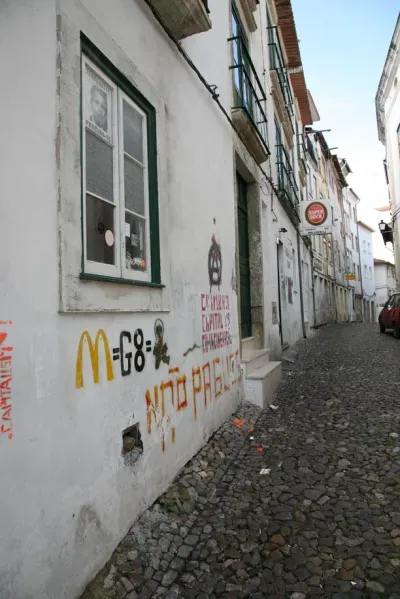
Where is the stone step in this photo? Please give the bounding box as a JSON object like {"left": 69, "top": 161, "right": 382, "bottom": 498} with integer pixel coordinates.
{"left": 244, "top": 361, "right": 282, "bottom": 409}
{"left": 241, "top": 347, "right": 270, "bottom": 376}
{"left": 241, "top": 336, "right": 258, "bottom": 351}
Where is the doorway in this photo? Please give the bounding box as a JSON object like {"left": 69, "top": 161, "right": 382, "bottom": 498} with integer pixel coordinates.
{"left": 237, "top": 172, "right": 252, "bottom": 339}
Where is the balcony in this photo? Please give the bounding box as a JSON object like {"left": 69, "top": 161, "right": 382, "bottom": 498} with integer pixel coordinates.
{"left": 229, "top": 35, "right": 270, "bottom": 164}
{"left": 268, "top": 26, "right": 294, "bottom": 146}
{"left": 236, "top": 0, "right": 259, "bottom": 32}
{"left": 151, "top": 0, "right": 211, "bottom": 40}
{"left": 297, "top": 133, "right": 307, "bottom": 185}
{"left": 276, "top": 144, "right": 300, "bottom": 223}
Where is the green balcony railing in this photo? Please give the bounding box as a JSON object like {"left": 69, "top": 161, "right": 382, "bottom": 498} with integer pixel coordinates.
{"left": 267, "top": 26, "right": 294, "bottom": 125}
{"left": 307, "top": 135, "right": 318, "bottom": 166}
{"left": 276, "top": 144, "right": 299, "bottom": 212}
{"left": 228, "top": 35, "right": 269, "bottom": 155}
{"left": 298, "top": 133, "right": 307, "bottom": 171}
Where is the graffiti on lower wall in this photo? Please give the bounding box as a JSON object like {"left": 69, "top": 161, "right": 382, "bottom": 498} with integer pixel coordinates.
{"left": 74, "top": 321, "right": 240, "bottom": 453}
{"left": 146, "top": 350, "right": 241, "bottom": 451}
{"left": 75, "top": 322, "right": 169, "bottom": 389}
{"left": 153, "top": 320, "right": 170, "bottom": 370}
{"left": 201, "top": 293, "right": 232, "bottom": 354}
{"left": 0, "top": 321, "right": 13, "bottom": 439}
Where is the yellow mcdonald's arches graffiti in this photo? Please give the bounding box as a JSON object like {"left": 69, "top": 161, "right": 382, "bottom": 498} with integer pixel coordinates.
{"left": 75, "top": 330, "right": 114, "bottom": 389}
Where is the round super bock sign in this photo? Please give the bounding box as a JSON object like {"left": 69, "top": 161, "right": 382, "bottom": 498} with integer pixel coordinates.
{"left": 305, "top": 201, "right": 328, "bottom": 226}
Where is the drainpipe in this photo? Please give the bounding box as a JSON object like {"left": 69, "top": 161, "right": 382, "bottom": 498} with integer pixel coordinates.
{"left": 310, "top": 249, "right": 317, "bottom": 327}
{"left": 297, "top": 229, "right": 307, "bottom": 338}
{"left": 276, "top": 241, "right": 283, "bottom": 346}
{"left": 331, "top": 204, "right": 338, "bottom": 322}
{"left": 331, "top": 232, "right": 338, "bottom": 322}
{"left": 355, "top": 197, "right": 364, "bottom": 321}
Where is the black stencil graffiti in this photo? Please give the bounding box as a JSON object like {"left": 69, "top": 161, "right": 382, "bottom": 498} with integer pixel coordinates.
{"left": 119, "top": 331, "right": 132, "bottom": 376}
{"left": 113, "top": 329, "right": 146, "bottom": 375}
{"left": 133, "top": 329, "right": 145, "bottom": 373}
{"left": 208, "top": 234, "right": 222, "bottom": 292}
{"left": 153, "top": 319, "right": 170, "bottom": 370}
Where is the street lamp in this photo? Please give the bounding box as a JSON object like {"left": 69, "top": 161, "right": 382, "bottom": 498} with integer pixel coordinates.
{"left": 378, "top": 220, "right": 393, "bottom": 245}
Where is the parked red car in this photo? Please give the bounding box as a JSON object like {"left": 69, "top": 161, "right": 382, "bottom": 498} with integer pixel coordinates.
{"left": 379, "top": 294, "right": 400, "bottom": 338}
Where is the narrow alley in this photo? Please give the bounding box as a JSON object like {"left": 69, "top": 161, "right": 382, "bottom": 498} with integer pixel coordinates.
{"left": 82, "top": 323, "right": 400, "bottom": 599}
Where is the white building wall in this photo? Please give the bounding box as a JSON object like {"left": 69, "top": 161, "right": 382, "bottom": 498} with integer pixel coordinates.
{"left": 0, "top": 1, "right": 244, "bottom": 597}
{"left": 381, "top": 45, "right": 400, "bottom": 282}
{"left": 374, "top": 262, "right": 396, "bottom": 307}
{"left": 0, "top": 0, "right": 317, "bottom": 597}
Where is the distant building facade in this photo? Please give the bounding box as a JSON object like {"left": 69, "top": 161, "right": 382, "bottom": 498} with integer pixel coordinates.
{"left": 358, "top": 221, "right": 376, "bottom": 321}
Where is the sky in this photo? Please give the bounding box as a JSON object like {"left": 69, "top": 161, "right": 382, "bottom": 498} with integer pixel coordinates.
{"left": 291, "top": 0, "right": 399, "bottom": 262}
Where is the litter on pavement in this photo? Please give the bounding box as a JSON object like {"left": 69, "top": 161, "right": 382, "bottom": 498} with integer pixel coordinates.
{"left": 232, "top": 418, "right": 254, "bottom": 434}
{"left": 259, "top": 468, "right": 271, "bottom": 475}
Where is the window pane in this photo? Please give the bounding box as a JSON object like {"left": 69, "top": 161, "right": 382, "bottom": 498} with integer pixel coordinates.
{"left": 86, "top": 194, "right": 115, "bottom": 265}
{"left": 125, "top": 213, "right": 147, "bottom": 272}
{"left": 124, "top": 156, "right": 145, "bottom": 215}
{"left": 123, "top": 101, "right": 143, "bottom": 162}
{"left": 86, "top": 131, "right": 114, "bottom": 201}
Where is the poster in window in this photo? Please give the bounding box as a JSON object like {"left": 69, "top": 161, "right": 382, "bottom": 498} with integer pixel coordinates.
{"left": 125, "top": 214, "right": 147, "bottom": 272}
{"left": 85, "top": 65, "right": 112, "bottom": 143}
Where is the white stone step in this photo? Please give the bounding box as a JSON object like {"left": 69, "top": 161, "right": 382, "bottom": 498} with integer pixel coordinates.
{"left": 241, "top": 336, "right": 258, "bottom": 351}
{"left": 244, "top": 361, "right": 282, "bottom": 409}
{"left": 241, "top": 347, "right": 270, "bottom": 376}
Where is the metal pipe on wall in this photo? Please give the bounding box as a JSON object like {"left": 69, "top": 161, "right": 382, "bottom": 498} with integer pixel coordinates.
{"left": 297, "top": 229, "right": 307, "bottom": 338}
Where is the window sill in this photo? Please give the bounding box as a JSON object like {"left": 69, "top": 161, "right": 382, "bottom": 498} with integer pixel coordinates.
{"left": 80, "top": 272, "right": 165, "bottom": 289}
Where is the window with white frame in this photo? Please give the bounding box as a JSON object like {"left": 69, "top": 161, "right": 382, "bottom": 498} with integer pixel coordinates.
{"left": 369, "top": 266, "right": 372, "bottom": 279}
{"left": 81, "top": 48, "right": 160, "bottom": 284}
{"left": 364, "top": 265, "right": 368, "bottom": 278}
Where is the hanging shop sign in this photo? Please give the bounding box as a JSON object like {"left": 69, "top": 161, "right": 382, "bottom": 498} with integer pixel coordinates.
{"left": 300, "top": 199, "right": 332, "bottom": 235}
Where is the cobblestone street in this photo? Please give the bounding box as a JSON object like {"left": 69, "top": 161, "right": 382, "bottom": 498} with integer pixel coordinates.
{"left": 82, "top": 323, "right": 400, "bottom": 599}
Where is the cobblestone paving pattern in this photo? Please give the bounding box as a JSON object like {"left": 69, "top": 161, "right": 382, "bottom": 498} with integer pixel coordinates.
{"left": 82, "top": 324, "right": 400, "bottom": 599}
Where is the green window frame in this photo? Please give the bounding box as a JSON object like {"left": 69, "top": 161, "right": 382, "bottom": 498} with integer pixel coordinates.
{"left": 80, "top": 35, "right": 161, "bottom": 287}
{"left": 231, "top": 3, "right": 253, "bottom": 115}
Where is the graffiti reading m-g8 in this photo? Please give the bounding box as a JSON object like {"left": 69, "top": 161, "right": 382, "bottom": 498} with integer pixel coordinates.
{"left": 76, "top": 328, "right": 149, "bottom": 389}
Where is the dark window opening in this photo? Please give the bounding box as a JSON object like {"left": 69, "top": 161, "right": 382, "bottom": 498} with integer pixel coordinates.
{"left": 122, "top": 422, "right": 143, "bottom": 465}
